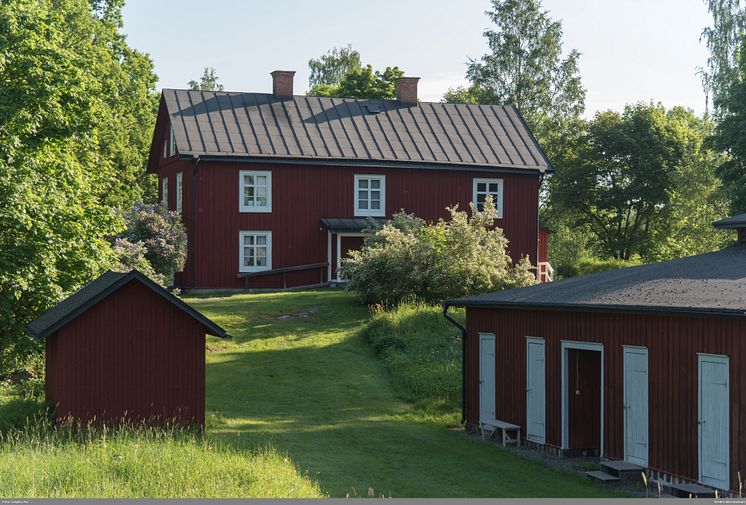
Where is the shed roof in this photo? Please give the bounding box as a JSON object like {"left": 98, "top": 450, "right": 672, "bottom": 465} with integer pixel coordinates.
{"left": 320, "top": 217, "right": 387, "bottom": 233}
{"left": 445, "top": 244, "right": 746, "bottom": 317}
{"left": 26, "top": 270, "right": 228, "bottom": 340}
{"left": 154, "top": 89, "right": 552, "bottom": 173}
{"left": 713, "top": 213, "right": 746, "bottom": 229}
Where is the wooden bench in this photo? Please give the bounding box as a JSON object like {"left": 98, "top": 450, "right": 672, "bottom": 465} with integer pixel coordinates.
{"left": 479, "top": 420, "right": 521, "bottom": 448}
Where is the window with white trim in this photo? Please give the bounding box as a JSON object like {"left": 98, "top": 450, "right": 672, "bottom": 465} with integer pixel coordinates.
{"left": 175, "top": 172, "right": 183, "bottom": 213}
{"left": 163, "top": 136, "right": 168, "bottom": 158}
{"left": 473, "top": 178, "right": 503, "bottom": 218}
{"left": 239, "top": 231, "right": 272, "bottom": 272}
{"left": 161, "top": 177, "right": 169, "bottom": 208}
{"left": 354, "top": 174, "right": 385, "bottom": 217}
{"left": 169, "top": 127, "right": 176, "bottom": 157}
{"left": 239, "top": 170, "right": 272, "bottom": 212}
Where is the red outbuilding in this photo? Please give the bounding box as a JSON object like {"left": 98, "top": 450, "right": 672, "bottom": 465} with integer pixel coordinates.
{"left": 146, "top": 71, "right": 554, "bottom": 290}
{"left": 26, "top": 270, "right": 227, "bottom": 428}
{"left": 444, "top": 217, "right": 746, "bottom": 496}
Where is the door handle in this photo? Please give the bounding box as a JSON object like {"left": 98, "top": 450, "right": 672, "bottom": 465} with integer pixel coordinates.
{"left": 698, "top": 420, "right": 706, "bottom": 425}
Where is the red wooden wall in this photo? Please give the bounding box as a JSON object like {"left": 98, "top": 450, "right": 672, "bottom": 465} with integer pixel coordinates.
{"left": 159, "top": 157, "right": 540, "bottom": 289}
{"left": 45, "top": 281, "right": 207, "bottom": 427}
{"left": 464, "top": 306, "right": 746, "bottom": 491}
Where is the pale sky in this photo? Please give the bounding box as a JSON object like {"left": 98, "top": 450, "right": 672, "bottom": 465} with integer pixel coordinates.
{"left": 121, "top": 0, "right": 711, "bottom": 117}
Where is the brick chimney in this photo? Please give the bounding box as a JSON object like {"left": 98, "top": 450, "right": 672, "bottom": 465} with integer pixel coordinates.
{"left": 271, "top": 70, "right": 295, "bottom": 98}
{"left": 396, "top": 76, "right": 420, "bottom": 105}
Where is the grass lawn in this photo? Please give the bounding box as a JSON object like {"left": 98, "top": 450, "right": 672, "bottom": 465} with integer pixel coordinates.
{"left": 190, "top": 288, "right": 620, "bottom": 498}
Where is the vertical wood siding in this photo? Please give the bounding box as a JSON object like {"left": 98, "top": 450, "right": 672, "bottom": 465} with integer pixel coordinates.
{"left": 162, "top": 159, "right": 540, "bottom": 289}
{"left": 464, "top": 307, "right": 746, "bottom": 491}
{"left": 47, "top": 281, "right": 207, "bottom": 427}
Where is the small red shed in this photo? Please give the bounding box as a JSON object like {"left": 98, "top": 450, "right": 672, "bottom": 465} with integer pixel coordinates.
{"left": 444, "top": 218, "right": 746, "bottom": 495}
{"left": 26, "top": 270, "right": 227, "bottom": 428}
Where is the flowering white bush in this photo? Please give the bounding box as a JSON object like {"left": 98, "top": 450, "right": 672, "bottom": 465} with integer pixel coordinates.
{"left": 341, "top": 198, "right": 536, "bottom": 306}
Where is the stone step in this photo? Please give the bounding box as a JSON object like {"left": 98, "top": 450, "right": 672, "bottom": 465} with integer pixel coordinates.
{"left": 599, "top": 460, "right": 645, "bottom": 480}
{"left": 665, "top": 481, "right": 717, "bottom": 498}
{"left": 586, "top": 470, "right": 620, "bottom": 482}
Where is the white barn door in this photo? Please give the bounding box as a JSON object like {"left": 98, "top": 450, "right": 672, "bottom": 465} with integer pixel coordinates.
{"left": 526, "top": 337, "right": 546, "bottom": 443}
{"left": 623, "top": 347, "right": 648, "bottom": 467}
{"left": 479, "top": 333, "right": 496, "bottom": 425}
{"left": 699, "top": 354, "right": 730, "bottom": 490}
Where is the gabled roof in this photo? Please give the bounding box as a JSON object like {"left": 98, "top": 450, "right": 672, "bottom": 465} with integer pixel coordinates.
{"left": 445, "top": 244, "right": 746, "bottom": 317}
{"left": 152, "top": 89, "right": 552, "bottom": 173}
{"left": 26, "top": 270, "right": 228, "bottom": 340}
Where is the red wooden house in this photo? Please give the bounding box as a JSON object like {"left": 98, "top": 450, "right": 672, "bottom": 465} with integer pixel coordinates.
{"left": 444, "top": 217, "right": 746, "bottom": 495}
{"left": 26, "top": 270, "right": 227, "bottom": 427}
{"left": 147, "top": 71, "right": 553, "bottom": 290}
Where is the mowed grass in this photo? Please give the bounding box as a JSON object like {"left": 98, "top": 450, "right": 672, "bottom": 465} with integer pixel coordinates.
{"left": 189, "top": 289, "right": 620, "bottom": 498}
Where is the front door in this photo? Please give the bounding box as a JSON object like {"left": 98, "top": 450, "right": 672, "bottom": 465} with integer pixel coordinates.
{"left": 699, "top": 354, "right": 729, "bottom": 490}
{"left": 526, "top": 337, "right": 546, "bottom": 443}
{"left": 479, "top": 333, "right": 496, "bottom": 425}
{"left": 624, "top": 347, "right": 649, "bottom": 467}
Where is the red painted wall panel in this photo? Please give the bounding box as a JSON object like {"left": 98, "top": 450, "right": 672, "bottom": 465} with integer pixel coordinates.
{"left": 159, "top": 158, "right": 540, "bottom": 289}
{"left": 464, "top": 307, "right": 746, "bottom": 491}
{"left": 46, "top": 281, "right": 207, "bottom": 427}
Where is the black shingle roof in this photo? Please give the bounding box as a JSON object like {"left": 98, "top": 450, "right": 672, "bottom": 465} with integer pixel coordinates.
{"left": 161, "top": 89, "right": 552, "bottom": 173}
{"left": 26, "top": 270, "right": 228, "bottom": 340}
{"left": 445, "top": 244, "right": 746, "bottom": 317}
{"left": 713, "top": 213, "right": 746, "bottom": 229}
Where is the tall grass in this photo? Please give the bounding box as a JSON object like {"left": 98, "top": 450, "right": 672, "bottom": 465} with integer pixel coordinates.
{"left": 361, "top": 303, "right": 464, "bottom": 422}
{"left": 0, "top": 414, "right": 323, "bottom": 498}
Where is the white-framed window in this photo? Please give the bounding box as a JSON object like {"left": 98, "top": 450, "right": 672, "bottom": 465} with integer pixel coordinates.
{"left": 239, "top": 231, "right": 272, "bottom": 272}
{"left": 175, "top": 172, "right": 183, "bottom": 213}
{"left": 161, "top": 177, "right": 169, "bottom": 208}
{"left": 163, "top": 137, "right": 168, "bottom": 158}
{"left": 239, "top": 170, "right": 272, "bottom": 213}
{"left": 354, "top": 174, "right": 385, "bottom": 217}
{"left": 169, "top": 126, "right": 176, "bottom": 157}
{"left": 473, "top": 178, "right": 504, "bottom": 218}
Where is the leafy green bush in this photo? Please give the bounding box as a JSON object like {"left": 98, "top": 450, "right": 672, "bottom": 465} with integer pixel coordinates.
{"left": 362, "top": 303, "right": 464, "bottom": 421}
{"left": 342, "top": 199, "right": 536, "bottom": 306}
{"left": 574, "top": 256, "right": 643, "bottom": 276}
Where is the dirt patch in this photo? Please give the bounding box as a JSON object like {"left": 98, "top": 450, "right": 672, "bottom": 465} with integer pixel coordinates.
{"left": 206, "top": 343, "right": 230, "bottom": 353}
{"left": 274, "top": 306, "right": 319, "bottom": 320}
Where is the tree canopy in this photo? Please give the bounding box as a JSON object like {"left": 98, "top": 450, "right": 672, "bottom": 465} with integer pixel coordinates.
{"left": 443, "top": 0, "right": 585, "bottom": 140}
{"left": 549, "top": 103, "right": 728, "bottom": 261}
{"left": 0, "top": 0, "right": 159, "bottom": 374}
{"left": 308, "top": 65, "right": 404, "bottom": 100}
{"left": 308, "top": 45, "right": 361, "bottom": 88}
{"left": 188, "top": 67, "right": 225, "bottom": 91}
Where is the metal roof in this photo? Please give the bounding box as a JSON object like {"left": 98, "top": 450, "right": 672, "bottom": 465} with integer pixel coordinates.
{"left": 26, "top": 270, "right": 228, "bottom": 340}
{"left": 713, "top": 213, "right": 746, "bottom": 229}
{"left": 161, "top": 89, "right": 552, "bottom": 173}
{"left": 320, "top": 217, "right": 387, "bottom": 233}
{"left": 445, "top": 244, "right": 746, "bottom": 317}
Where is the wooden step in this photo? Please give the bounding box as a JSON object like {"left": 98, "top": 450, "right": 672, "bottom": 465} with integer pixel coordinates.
{"left": 665, "top": 481, "right": 717, "bottom": 498}
{"left": 586, "top": 470, "right": 620, "bottom": 482}
{"left": 599, "top": 460, "right": 645, "bottom": 480}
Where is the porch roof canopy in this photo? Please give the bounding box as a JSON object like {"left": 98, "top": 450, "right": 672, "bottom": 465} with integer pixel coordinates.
{"left": 321, "top": 217, "right": 387, "bottom": 233}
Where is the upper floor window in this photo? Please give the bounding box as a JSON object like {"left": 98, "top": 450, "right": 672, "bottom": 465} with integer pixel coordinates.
{"left": 239, "top": 231, "right": 272, "bottom": 272}
{"left": 169, "top": 127, "right": 176, "bottom": 157}
{"left": 161, "top": 177, "right": 169, "bottom": 208}
{"left": 162, "top": 136, "right": 168, "bottom": 159}
{"left": 473, "top": 178, "right": 503, "bottom": 218}
{"left": 175, "top": 172, "right": 183, "bottom": 214}
{"left": 354, "top": 174, "right": 385, "bottom": 217}
{"left": 239, "top": 170, "right": 272, "bottom": 213}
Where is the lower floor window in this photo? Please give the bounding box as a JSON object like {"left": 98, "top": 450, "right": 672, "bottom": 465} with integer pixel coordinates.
{"left": 239, "top": 231, "right": 272, "bottom": 272}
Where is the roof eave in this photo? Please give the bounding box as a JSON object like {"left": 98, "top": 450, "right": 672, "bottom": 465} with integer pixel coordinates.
{"left": 441, "top": 299, "right": 746, "bottom": 319}
{"left": 180, "top": 153, "right": 550, "bottom": 175}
